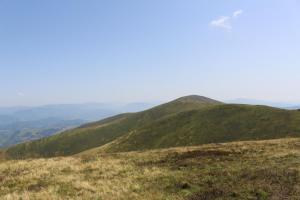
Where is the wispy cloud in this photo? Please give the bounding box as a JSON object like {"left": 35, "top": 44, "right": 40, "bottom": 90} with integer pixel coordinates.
{"left": 210, "top": 9, "right": 243, "bottom": 31}
{"left": 210, "top": 16, "right": 232, "bottom": 30}
{"left": 17, "top": 91, "right": 25, "bottom": 97}
{"left": 233, "top": 10, "right": 243, "bottom": 18}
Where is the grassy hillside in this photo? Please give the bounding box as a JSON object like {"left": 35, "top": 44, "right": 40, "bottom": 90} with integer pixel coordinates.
{"left": 102, "top": 104, "right": 300, "bottom": 153}
{"left": 1, "top": 138, "right": 300, "bottom": 199}
{"left": 5, "top": 95, "right": 221, "bottom": 158}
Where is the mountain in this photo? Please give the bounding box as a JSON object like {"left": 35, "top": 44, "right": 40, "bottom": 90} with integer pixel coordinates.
{"left": 0, "top": 102, "right": 155, "bottom": 148}
{"left": 102, "top": 104, "right": 300, "bottom": 153}
{"left": 4, "top": 95, "right": 300, "bottom": 159}
{"left": 4, "top": 95, "right": 221, "bottom": 158}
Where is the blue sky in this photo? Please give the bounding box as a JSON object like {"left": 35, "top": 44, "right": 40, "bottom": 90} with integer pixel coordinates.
{"left": 1, "top": 0, "right": 300, "bottom": 106}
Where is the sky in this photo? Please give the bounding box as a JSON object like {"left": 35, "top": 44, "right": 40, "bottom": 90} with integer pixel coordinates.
{"left": 1, "top": 0, "right": 300, "bottom": 106}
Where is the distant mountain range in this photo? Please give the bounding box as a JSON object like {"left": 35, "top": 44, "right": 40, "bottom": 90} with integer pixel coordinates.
{"left": 287, "top": 106, "right": 300, "bottom": 110}
{"left": 5, "top": 95, "right": 300, "bottom": 159}
{"left": 227, "top": 98, "right": 300, "bottom": 109}
{"left": 0, "top": 102, "right": 156, "bottom": 147}
{"left": 0, "top": 102, "right": 157, "bottom": 122}
{"left": 0, "top": 118, "right": 84, "bottom": 148}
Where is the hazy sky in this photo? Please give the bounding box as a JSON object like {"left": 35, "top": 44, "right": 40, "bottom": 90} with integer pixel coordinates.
{"left": 1, "top": 0, "right": 300, "bottom": 106}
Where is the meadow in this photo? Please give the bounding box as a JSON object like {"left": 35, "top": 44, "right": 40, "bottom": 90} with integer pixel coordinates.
{"left": 1, "top": 138, "right": 300, "bottom": 200}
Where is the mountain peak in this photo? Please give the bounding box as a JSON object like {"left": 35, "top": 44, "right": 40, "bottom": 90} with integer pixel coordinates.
{"left": 174, "top": 95, "right": 223, "bottom": 104}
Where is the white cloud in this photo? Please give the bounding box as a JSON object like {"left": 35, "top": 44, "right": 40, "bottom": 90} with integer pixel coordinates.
{"left": 233, "top": 9, "right": 243, "bottom": 18}
{"left": 210, "top": 9, "right": 243, "bottom": 31}
{"left": 17, "top": 91, "right": 24, "bottom": 97}
{"left": 210, "top": 16, "right": 232, "bottom": 30}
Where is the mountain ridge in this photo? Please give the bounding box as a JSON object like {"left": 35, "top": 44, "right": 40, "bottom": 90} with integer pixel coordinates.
{"left": 4, "top": 95, "right": 221, "bottom": 158}
{"left": 4, "top": 95, "right": 300, "bottom": 159}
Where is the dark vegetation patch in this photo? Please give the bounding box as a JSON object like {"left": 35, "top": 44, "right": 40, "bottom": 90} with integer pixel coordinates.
{"left": 186, "top": 167, "right": 300, "bottom": 200}
{"left": 173, "top": 149, "right": 238, "bottom": 159}
{"left": 56, "top": 182, "right": 77, "bottom": 197}
{"left": 178, "top": 182, "right": 191, "bottom": 189}
{"left": 27, "top": 180, "right": 48, "bottom": 192}
{"left": 0, "top": 175, "right": 4, "bottom": 182}
{"left": 188, "top": 188, "right": 226, "bottom": 200}
{"left": 61, "top": 166, "right": 73, "bottom": 174}
{"left": 137, "top": 149, "right": 243, "bottom": 168}
{"left": 80, "top": 154, "right": 98, "bottom": 163}
{"left": 239, "top": 168, "right": 300, "bottom": 198}
{"left": 134, "top": 142, "right": 300, "bottom": 200}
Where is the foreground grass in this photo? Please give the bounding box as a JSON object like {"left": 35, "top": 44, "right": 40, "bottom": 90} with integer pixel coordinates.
{"left": 1, "top": 138, "right": 300, "bottom": 199}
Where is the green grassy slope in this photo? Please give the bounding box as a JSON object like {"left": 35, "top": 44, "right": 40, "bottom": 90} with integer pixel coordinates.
{"left": 5, "top": 95, "right": 221, "bottom": 158}
{"left": 100, "top": 104, "right": 300, "bottom": 152}
{"left": 6, "top": 95, "right": 300, "bottom": 159}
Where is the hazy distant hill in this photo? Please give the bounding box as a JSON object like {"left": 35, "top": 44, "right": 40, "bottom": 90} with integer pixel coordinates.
{"left": 227, "top": 98, "right": 300, "bottom": 108}
{"left": 0, "top": 102, "right": 155, "bottom": 148}
{"left": 0, "top": 115, "right": 18, "bottom": 126}
{"left": 0, "top": 102, "right": 156, "bottom": 122}
{"left": 0, "top": 118, "right": 84, "bottom": 148}
{"left": 287, "top": 106, "right": 300, "bottom": 110}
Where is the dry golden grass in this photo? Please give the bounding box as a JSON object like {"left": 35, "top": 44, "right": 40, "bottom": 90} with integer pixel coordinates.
{"left": 1, "top": 138, "right": 300, "bottom": 199}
